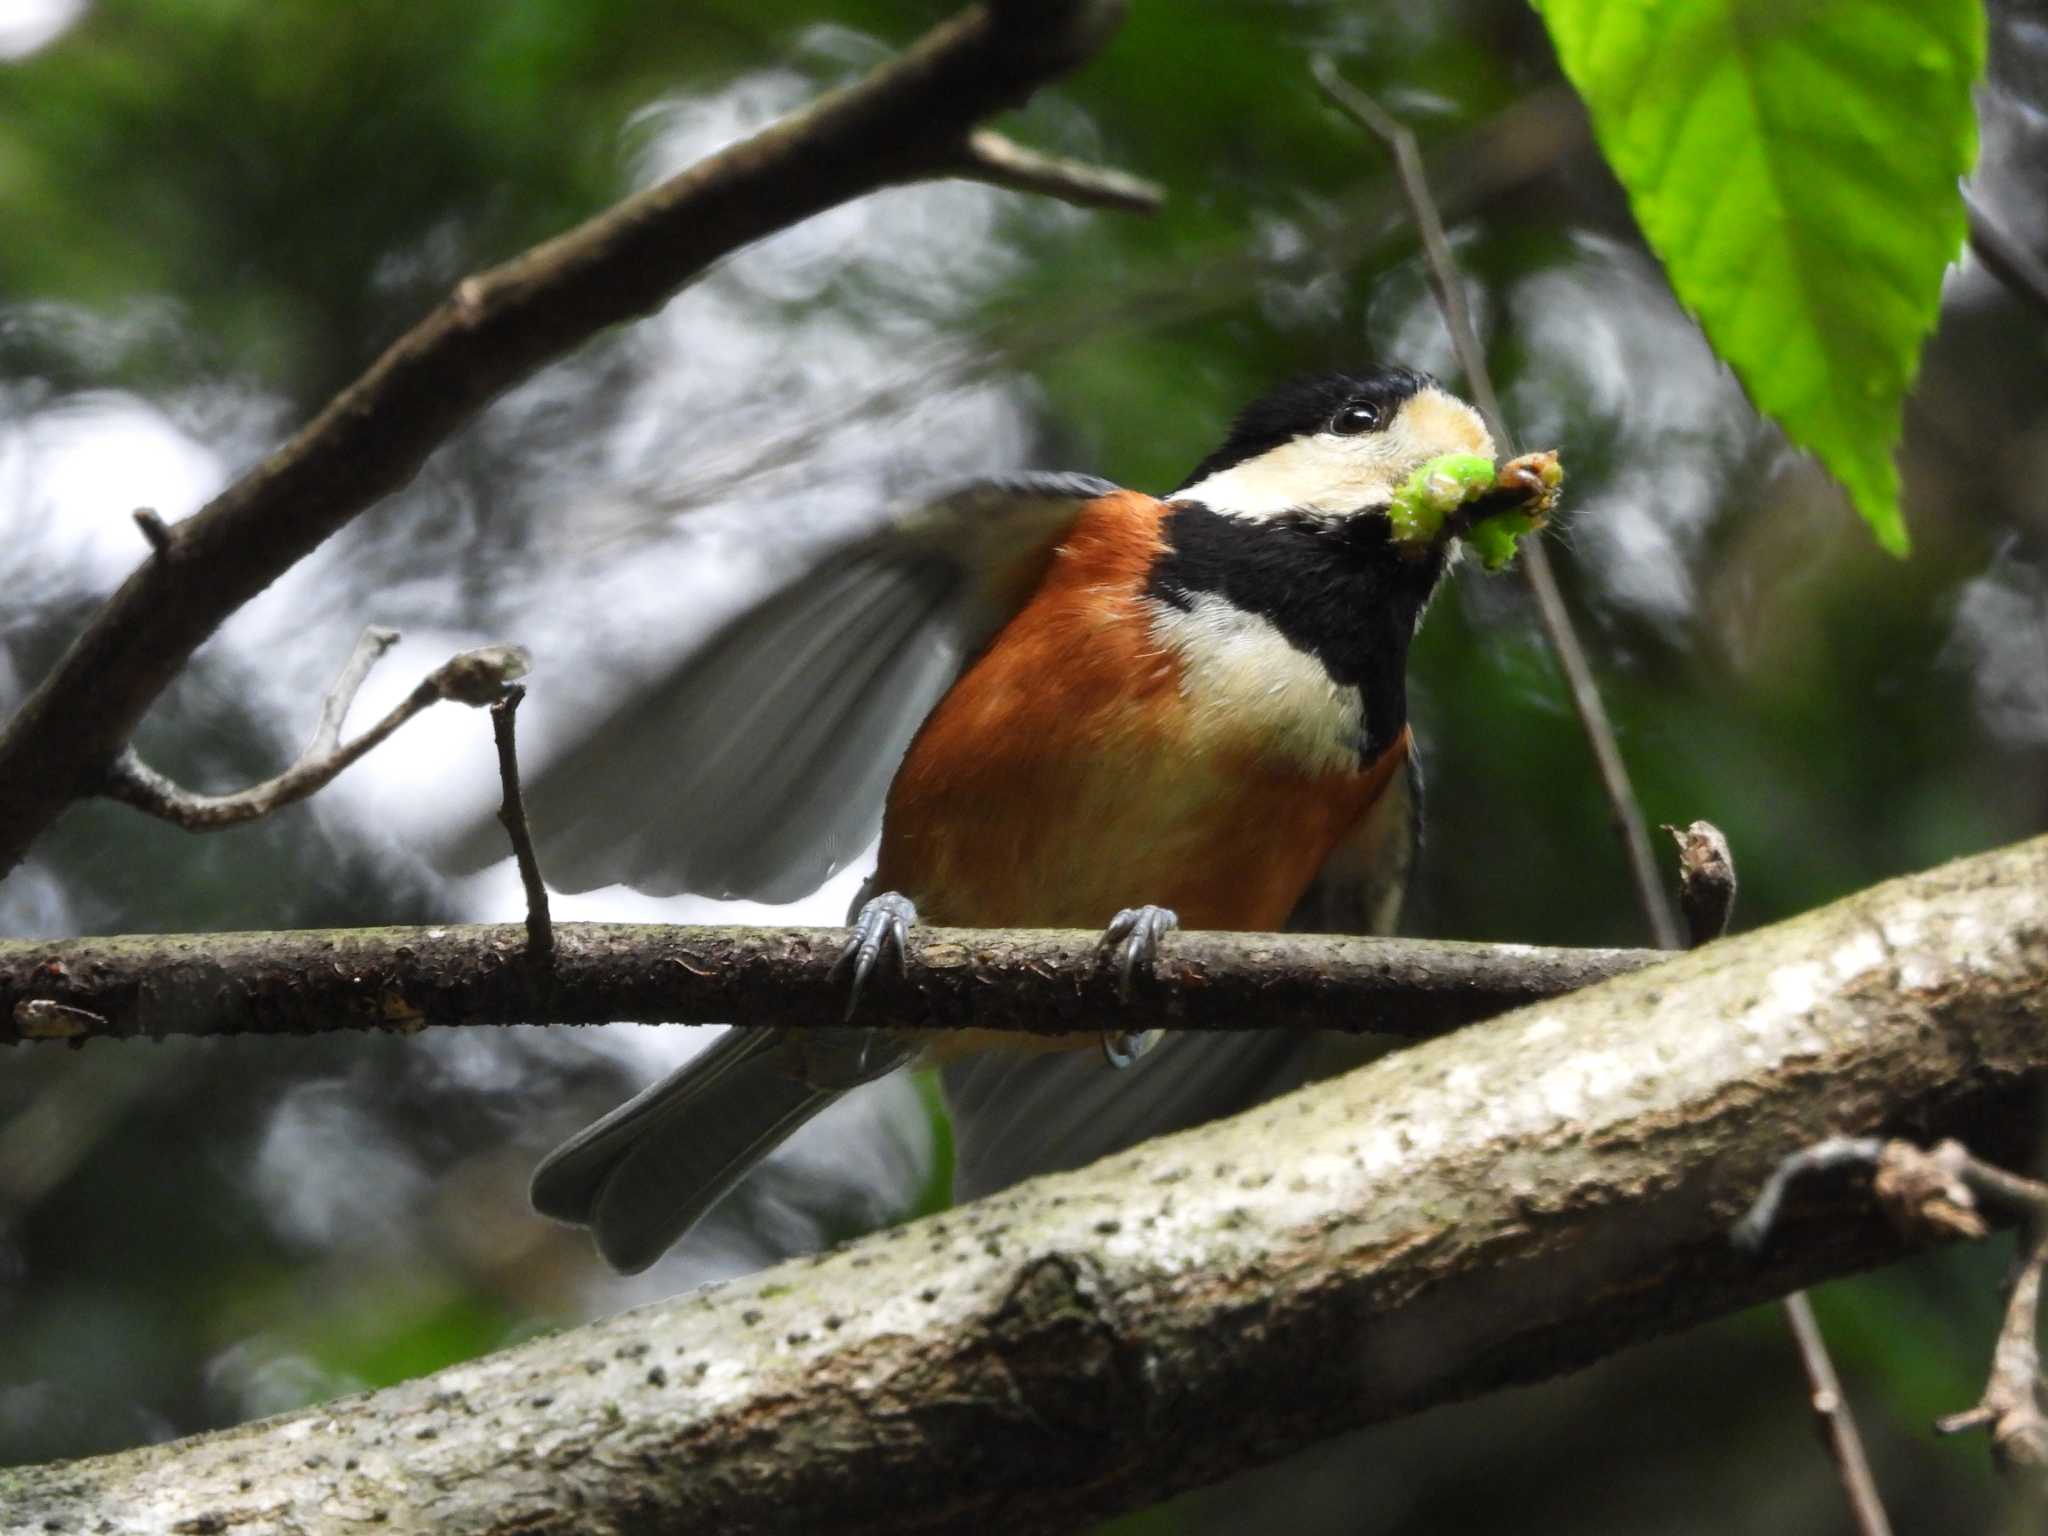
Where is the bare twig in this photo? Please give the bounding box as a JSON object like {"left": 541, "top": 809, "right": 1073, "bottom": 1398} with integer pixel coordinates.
{"left": 1738, "top": 1136, "right": 2048, "bottom": 1490}
{"left": 97, "top": 630, "right": 530, "bottom": 831}
{"left": 1936, "top": 1224, "right": 2048, "bottom": 1480}
{"left": 0, "top": 0, "right": 1137, "bottom": 877}
{"left": 1668, "top": 819, "right": 1739, "bottom": 946}
{"left": 490, "top": 684, "right": 553, "bottom": 970}
{"left": 131, "top": 507, "right": 173, "bottom": 554}
{"left": 1779, "top": 1292, "right": 1894, "bottom": 1536}
{"left": 1966, "top": 190, "right": 2048, "bottom": 329}
{"left": 1313, "top": 60, "right": 1684, "bottom": 952}
{"left": 0, "top": 923, "right": 1664, "bottom": 1047}
{"left": 1669, "top": 822, "right": 1890, "bottom": 1535}
{"left": 954, "top": 129, "right": 1164, "bottom": 213}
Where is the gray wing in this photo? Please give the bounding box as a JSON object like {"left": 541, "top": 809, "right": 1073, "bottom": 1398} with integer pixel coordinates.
{"left": 944, "top": 757, "right": 1420, "bottom": 1201}
{"left": 441, "top": 473, "right": 1117, "bottom": 900}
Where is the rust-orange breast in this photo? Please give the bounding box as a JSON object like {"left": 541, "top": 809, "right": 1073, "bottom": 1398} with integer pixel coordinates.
{"left": 875, "top": 490, "right": 1409, "bottom": 935}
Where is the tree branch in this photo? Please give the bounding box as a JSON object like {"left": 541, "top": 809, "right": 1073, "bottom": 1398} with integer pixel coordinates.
{"left": 0, "top": 0, "right": 1138, "bottom": 875}
{"left": 8, "top": 833, "right": 2047, "bottom": 1534}
{"left": 0, "top": 924, "right": 1660, "bottom": 1047}
{"left": 96, "top": 632, "right": 528, "bottom": 831}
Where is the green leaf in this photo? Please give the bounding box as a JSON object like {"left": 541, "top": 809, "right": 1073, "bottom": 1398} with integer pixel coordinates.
{"left": 1532, "top": 0, "right": 1985, "bottom": 554}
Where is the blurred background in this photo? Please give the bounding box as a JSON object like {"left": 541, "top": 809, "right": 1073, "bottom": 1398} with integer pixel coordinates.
{"left": 2, "top": 0, "right": 2045, "bottom": 1528}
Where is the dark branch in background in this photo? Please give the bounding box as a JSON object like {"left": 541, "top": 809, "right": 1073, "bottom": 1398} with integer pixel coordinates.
{"left": 11, "top": 834, "right": 2048, "bottom": 1535}
{"left": 0, "top": 924, "right": 1661, "bottom": 1048}
{"left": 1966, "top": 190, "right": 2048, "bottom": 328}
{"left": 488, "top": 685, "right": 553, "bottom": 970}
{"left": 96, "top": 631, "right": 528, "bottom": 831}
{"left": 1670, "top": 823, "right": 1892, "bottom": 1536}
{"left": 0, "top": 0, "right": 1140, "bottom": 875}
{"left": 1313, "top": 61, "right": 1685, "bottom": 953}
{"left": 1741, "top": 1136, "right": 2048, "bottom": 1492}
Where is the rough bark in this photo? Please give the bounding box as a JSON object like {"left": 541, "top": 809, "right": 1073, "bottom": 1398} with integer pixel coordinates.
{"left": 0, "top": 925, "right": 1659, "bottom": 1046}
{"left": 8, "top": 835, "right": 2046, "bottom": 1534}
{"left": 0, "top": 0, "right": 1131, "bottom": 877}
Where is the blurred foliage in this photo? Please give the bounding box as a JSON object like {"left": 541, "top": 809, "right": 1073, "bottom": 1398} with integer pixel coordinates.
{"left": 3, "top": 1, "right": 2048, "bottom": 1533}
{"left": 1537, "top": 0, "right": 1985, "bottom": 554}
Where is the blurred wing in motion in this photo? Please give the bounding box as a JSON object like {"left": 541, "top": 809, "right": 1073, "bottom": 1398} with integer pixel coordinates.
{"left": 942, "top": 758, "right": 1420, "bottom": 1200}
{"left": 442, "top": 473, "right": 1118, "bottom": 900}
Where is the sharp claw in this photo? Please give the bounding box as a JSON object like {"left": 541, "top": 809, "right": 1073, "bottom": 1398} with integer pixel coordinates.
{"left": 1098, "top": 904, "right": 1177, "bottom": 1067}
{"left": 836, "top": 891, "right": 918, "bottom": 1021}
{"left": 1117, "top": 934, "right": 1143, "bottom": 1002}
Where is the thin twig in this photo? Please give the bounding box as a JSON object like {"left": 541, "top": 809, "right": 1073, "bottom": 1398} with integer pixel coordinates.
{"left": 131, "top": 507, "right": 174, "bottom": 554}
{"left": 0, "top": 924, "right": 1667, "bottom": 1047}
{"left": 1780, "top": 1292, "right": 1895, "bottom": 1536}
{"left": 490, "top": 684, "right": 553, "bottom": 970}
{"left": 1669, "top": 822, "right": 1891, "bottom": 1536}
{"left": 954, "top": 129, "right": 1164, "bottom": 213}
{"left": 1936, "top": 1225, "right": 2048, "bottom": 1474}
{"left": 1966, "top": 190, "right": 2048, "bottom": 329}
{"left": 1738, "top": 1136, "right": 2048, "bottom": 1492}
{"left": 1313, "top": 60, "right": 1684, "bottom": 952}
{"left": 98, "top": 629, "right": 530, "bottom": 831}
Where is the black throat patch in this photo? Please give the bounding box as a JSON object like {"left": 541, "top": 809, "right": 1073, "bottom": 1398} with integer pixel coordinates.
{"left": 1144, "top": 502, "right": 1448, "bottom": 761}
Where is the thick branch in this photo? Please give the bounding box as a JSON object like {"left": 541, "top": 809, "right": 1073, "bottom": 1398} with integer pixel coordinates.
{"left": 8, "top": 836, "right": 2047, "bottom": 1533}
{"left": 0, "top": 924, "right": 1659, "bottom": 1047}
{"left": 98, "top": 634, "right": 528, "bottom": 830}
{"left": 0, "top": 0, "right": 1132, "bottom": 874}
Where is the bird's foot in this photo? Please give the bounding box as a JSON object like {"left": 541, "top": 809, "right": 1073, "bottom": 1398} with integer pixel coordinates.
{"left": 1099, "top": 904, "right": 1177, "bottom": 1068}
{"left": 834, "top": 890, "right": 918, "bottom": 1021}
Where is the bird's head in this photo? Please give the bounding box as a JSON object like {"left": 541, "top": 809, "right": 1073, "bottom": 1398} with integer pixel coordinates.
{"left": 1171, "top": 368, "right": 1492, "bottom": 518}
{"left": 1167, "top": 366, "right": 1558, "bottom": 571}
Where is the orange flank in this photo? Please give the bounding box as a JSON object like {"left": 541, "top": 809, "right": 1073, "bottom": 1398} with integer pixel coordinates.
{"left": 875, "top": 488, "right": 1411, "bottom": 943}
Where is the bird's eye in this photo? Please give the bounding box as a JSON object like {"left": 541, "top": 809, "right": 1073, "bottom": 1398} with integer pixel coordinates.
{"left": 1328, "top": 401, "right": 1381, "bottom": 436}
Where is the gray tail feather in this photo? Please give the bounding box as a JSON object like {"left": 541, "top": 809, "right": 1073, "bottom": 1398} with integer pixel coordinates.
{"left": 941, "top": 1030, "right": 1313, "bottom": 1202}
{"left": 532, "top": 1027, "right": 843, "bottom": 1274}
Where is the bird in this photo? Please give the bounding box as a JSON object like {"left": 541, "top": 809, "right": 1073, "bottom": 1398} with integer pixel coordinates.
{"left": 463, "top": 366, "right": 1560, "bottom": 1273}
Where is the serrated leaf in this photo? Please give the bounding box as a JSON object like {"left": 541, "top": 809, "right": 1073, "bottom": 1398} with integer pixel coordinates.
{"left": 1533, "top": 0, "right": 1985, "bottom": 554}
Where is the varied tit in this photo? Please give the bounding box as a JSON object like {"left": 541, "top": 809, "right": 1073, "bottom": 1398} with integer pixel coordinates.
{"left": 460, "top": 366, "right": 1560, "bottom": 1274}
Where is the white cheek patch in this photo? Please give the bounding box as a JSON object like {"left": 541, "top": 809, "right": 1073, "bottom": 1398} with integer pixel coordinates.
{"left": 1147, "top": 593, "right": 1364, "bottom": 776}
{"left": 1174, "top": 385, "right": 1495, "bottom": 521}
